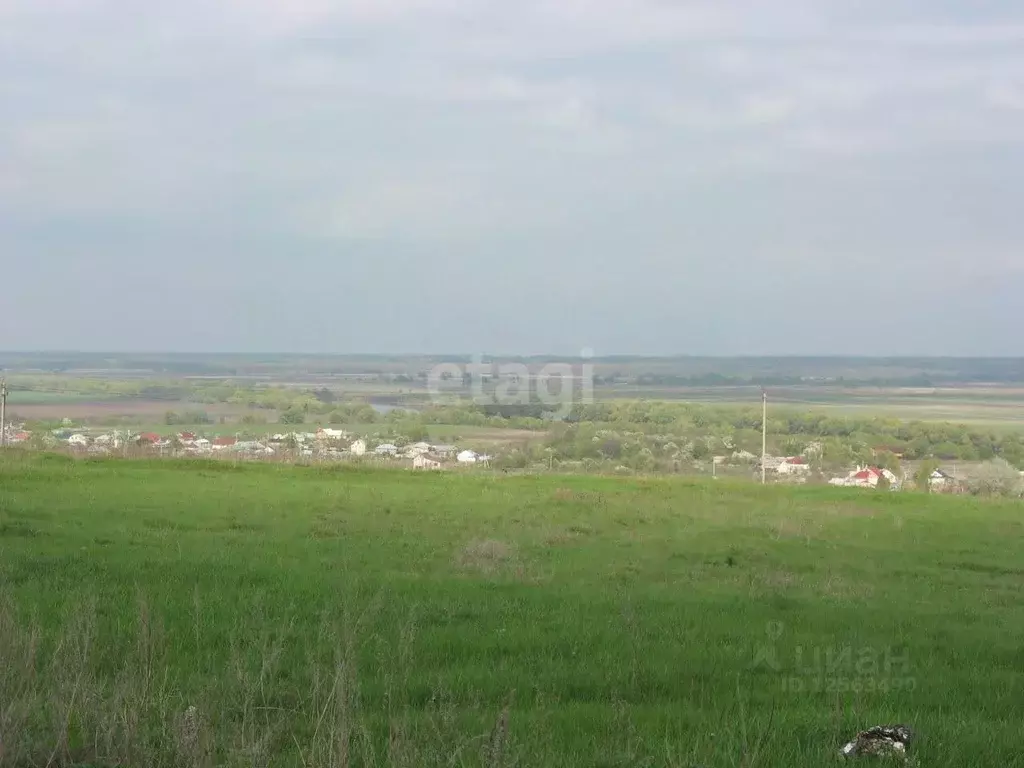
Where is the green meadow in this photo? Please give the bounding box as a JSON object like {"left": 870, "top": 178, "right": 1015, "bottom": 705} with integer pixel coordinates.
{"left": 1, "top": 453, "right": 1021, "bottom": 766}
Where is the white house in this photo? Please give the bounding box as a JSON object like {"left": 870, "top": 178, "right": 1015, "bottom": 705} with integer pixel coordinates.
{"left": 234, "top": 441, "right": 274, "bottom": 455}
{"left": 776, "top": 457, "right": 812, "bottom": 476}
{"left": 350, "top": 439, "right": 367, "bottom": 456}
{"left": 67, "top": 434, "right": 89, "bottom": 447}
{"left": 413, "top": 455, "right": 442, "bottom": 470}
{"left": 374, "top": 443, "right": 398, "bottom": 457}
{"left": 457, "top": 450, "right": 478, "bottom": 464}
{"left": 316, "top": 427, "right": 348, "bottom": 441}
{"left": 830, "top": 466, "right": 898, "bottom": 489}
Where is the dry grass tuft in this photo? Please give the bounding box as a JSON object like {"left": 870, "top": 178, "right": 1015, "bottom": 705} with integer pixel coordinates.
{"left": 483, "top": 691, "right": 515, "bottom": 767}
{"left": 456, "top": 539, "right": 518, "bottom": 575}
{"left": 0, "top": 591, "right": 520, "bottom": 768}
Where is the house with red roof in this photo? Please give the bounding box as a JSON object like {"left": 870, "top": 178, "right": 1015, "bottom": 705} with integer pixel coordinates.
{"left": 776, "top": 456, "right": 811, "bottom": 476}
{"left": 138, "top": 432, "right": 161, "bottom": 445}
{"left": 829, "top": 466, "right": 898, "bottom": 489}
{"left": 212, "top": 436, "right": 237, "bottom": 450}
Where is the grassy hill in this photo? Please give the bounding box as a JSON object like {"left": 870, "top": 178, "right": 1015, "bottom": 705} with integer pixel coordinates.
{"left": 0, "top": 453, "right": 1020, "bottom": 766}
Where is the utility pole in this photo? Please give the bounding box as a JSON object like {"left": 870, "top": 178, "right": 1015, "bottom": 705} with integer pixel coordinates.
{"left": 761, "top": 389, "right": 767, "bottom": 485}
{"left": 0, "top": 378, "right": 7, "bottom": 448}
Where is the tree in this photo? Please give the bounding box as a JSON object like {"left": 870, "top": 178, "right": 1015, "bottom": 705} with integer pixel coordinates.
{"left": 184, "top": 410, "right": 213, "bottom": 425}
{"left": 312, "top": 387, "right": 336, "bottom": 404}
{"left": 598, "top": 437, "right": 622, "bottom": 460}
{"left": 874, "top": 451, "right": 902, "bottom": 474}
{"left": 781, "top": 438, "right": 805, "bottom": 457}
{"left": 966, "top": 458, "right": 1022, "bottom": 498}
{"left": 402, "top": 423, "right": 429, "bottom": 442}
{"left": 279, "top": 407, "right": 306, "bottom": 425}
{"left": 691, "top": 440, "right": 711, "bottom": 461}
{"left": 915, "top": 459, "right": 941, "bottom": 492}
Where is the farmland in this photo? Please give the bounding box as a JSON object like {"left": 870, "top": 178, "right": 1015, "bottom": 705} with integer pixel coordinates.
{"left": 7, "top": 354, "right": 1024, "bottom": 477}
{"left": 1, "top": 454, "right": 1022, "bottom": 766}
{"left": 7, "top": 355, "right": 1024, "bottom": 434}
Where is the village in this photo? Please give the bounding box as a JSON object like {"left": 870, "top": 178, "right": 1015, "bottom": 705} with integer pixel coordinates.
{"left": 0, "top": 423, "right": 492, "bottom": 469}
{"left": 0, "top": 420, "right": 975, "bottom": 491}
{"left": 728, "top": 449, "right": 964, "bottom": 492}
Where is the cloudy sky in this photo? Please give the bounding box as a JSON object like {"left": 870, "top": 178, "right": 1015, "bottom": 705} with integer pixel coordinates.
{"left": 2, "top": 0, "right": 1023, "bottom": 355}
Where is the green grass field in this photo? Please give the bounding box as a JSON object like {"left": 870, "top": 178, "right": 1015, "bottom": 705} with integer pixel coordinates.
{"left": 1, "top": 454, "right": 1021, "bottom": 766}
{"left": 596, "top": 387, "right": 1024, "bottom": 429}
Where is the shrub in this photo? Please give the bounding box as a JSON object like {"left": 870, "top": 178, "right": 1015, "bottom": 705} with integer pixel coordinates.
{"left": 966, "top": 458, "right": 1023, "bottom": 498}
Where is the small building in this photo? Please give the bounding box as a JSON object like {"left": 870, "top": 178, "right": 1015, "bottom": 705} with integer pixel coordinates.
{"left": 830, "top": 466, "right": 898, "bottom": 489}
{"left": 67, "top": 433, "right": 90, "bottom": 447}
{"left": 316, "top": 427, "right": 348, "bottom": 441}
{"left": 212, "top": 437, "right": 237, "bottom": 450}
{"left": 928, "top": 468, "right": 962, "bottom": 492}
{"left": 374, "top": 443, "right": 398, "bottom": 457}
{"left": 457, "top": 450, "right": 479, "bottom": 464}
{"left": 413, "top": 455, "right": 442, "bottom": 470}
{"left": 776, "top": 457, "right": 811, "bottom": 476}
{"left": 234, "top": 441, "right": 274, "bottom": 455}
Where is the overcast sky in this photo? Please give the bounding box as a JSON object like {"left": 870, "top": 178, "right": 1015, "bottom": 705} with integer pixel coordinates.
{"left": 2, "top": 1, "right": 1023, "bottom": 356}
